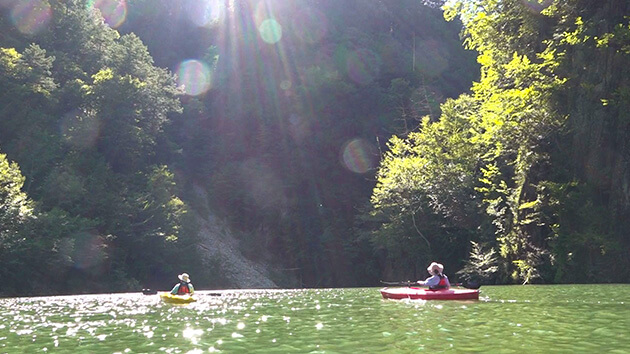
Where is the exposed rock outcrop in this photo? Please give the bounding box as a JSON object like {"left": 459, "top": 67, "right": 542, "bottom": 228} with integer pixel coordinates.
{"left": 192, "top": 184, "right": 277, "bottom": 289}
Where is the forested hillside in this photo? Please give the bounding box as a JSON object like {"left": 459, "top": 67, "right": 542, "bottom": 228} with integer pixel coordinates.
{"left": 371, "top": 0, "right": 630, "bottom": 284}
{"left": 0, "top": 0, "right": 476, "bottom": 295}
{"left": 1, "top": 0, "right": 627, "bottom": 296}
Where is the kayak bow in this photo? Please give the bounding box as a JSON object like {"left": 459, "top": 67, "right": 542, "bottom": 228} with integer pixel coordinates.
{"left": 159, "top": 292, "right": 197, "bottom": 304}
{"left": 380, "top": 287, "right": 479, "bottom": 300}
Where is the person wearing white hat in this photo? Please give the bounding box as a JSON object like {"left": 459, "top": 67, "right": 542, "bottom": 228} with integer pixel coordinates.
{"left": 417, "top": 262, "right": 450, "bottom": 290}
{"left": 170, "top": 273, "right": 195, "bottom": 295}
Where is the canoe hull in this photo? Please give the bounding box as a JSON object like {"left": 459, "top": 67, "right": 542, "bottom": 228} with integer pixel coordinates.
{"left": 380, "top": 287, "right": 479, "bottom": 300}
{"left": 159, "top": 292, "right": 197, "bottom": 304}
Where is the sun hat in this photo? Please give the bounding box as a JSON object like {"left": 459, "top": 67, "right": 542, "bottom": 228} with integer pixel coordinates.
{"left": 427, "top": 262, "right": 444, "bottom": 274}
{"left": 178, "top": 273, "right": 190, "bottom": 282}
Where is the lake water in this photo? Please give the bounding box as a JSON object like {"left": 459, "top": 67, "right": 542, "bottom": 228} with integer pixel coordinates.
{"left": 1, "top": 285, "right": 629, "bottom": 353}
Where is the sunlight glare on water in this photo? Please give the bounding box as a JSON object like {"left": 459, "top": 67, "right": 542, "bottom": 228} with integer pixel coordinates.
{"left": 1, "top": 286, "right": 630, "bottom": 353}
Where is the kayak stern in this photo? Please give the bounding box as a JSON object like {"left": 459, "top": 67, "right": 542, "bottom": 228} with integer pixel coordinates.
{"left": 159, "top": 292, "right": 197, "bottom": 304}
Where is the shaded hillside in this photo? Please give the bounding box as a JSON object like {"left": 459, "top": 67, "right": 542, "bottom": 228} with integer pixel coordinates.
{"left": 122, "top": 0, "right": 479, "bottom": 287}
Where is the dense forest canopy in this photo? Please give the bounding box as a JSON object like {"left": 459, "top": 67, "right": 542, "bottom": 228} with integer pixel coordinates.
{"left": 0, "top": 0, "right": 629, "bottom": 296}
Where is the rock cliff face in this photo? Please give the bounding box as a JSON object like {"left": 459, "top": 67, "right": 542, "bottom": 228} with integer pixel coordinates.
{"left": 192, "top": 184, "right": 278, "bottom": 289}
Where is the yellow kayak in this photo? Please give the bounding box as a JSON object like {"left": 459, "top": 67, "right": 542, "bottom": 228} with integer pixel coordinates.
{"left": 159, "top": 292, "right": 197, "bottom": 304}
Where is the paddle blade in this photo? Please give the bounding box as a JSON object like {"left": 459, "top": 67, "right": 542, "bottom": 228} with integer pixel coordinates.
{"left": 461, "top": 281, "right": 480, "bottom": 289}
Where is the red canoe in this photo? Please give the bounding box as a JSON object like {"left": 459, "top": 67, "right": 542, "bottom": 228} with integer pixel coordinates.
{"left": 380, "top": 287, "right": 480, "bottom": 300}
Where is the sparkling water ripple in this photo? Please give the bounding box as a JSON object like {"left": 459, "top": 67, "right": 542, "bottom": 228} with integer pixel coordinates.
{"left": 0, "top": 285, "right": 629, "bottom": 353}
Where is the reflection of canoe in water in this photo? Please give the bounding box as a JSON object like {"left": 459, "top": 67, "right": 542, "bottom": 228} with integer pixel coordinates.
{"left": 159, "top": 292, "right": 197, "bottom": 304}
{"left": 380, "top": 287, "right": 479, "bottom": 300}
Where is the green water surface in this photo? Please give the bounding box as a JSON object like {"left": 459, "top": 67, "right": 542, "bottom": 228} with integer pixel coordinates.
{"left": 1, "top": 285, "right": 629, "bottom": 353}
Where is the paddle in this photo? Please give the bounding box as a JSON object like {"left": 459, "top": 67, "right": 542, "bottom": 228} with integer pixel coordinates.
{"left": 380, "top": 280, "right": 417, "bottom": 287}
{"left": 380, "top": 280, "right": 480, "bottom": 289}
{"left": 459, "top": 281, "right": 480, "bottom": 289}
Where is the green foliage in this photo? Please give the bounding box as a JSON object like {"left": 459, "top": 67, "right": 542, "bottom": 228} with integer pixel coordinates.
{"left": 456, "top": 241, "right": 498, "bottom": 282}
{"left": 435, "top": 0, "right": 568, "bottom": 282}
{"left": 539, "top": 180, "right": 624, "bottom": 283}
{"left": 0, "top": 0, "right": 199, "bottom": 295}
{"left": 368, "top": 95, "right": 483, "bottom": 276}
{"left": 0, "top": 153, "right": 33, "bottom": 247}
{"left": 0, "top": 44, "right": 56, "bottom": 96}
{"left": 372, "top": 115, "right": 477, "bottom": 220}
{"left": 595, "top": 18, "right": 630, "bottom": 54}
{"left": 372, "top": 0, "right": 630, "bottom": 284}
{"left": 0, "top": 154, "right": 96, "bottom": 294}
{"left": 135, "top": 165, "right": 188, "bottom": 243}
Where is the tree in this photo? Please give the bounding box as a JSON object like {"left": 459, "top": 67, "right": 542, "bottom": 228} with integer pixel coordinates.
{"left": 0, "top": 153, "right": 33, "bottom": 249}
{"left": 369, "top": 95, "right": 484, "bottom": 279}
{"left": 0, "top": 0, "right": 197, "bottom": 294}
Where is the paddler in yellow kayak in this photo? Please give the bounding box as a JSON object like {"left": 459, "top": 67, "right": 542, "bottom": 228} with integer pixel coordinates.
{"left": 170, "top": 273, "right": 195, "bottom": 295}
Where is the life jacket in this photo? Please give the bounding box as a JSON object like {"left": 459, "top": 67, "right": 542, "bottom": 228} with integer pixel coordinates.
{"left": 177, "top": 281, "right": 191, "bottom": 295}
{"left": 429, "top": 274, "right": 449, "bottom": 290}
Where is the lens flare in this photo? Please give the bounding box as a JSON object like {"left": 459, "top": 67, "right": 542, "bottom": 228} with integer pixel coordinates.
{"left": 0, "top": 0, "right": 17, "bottom": 9}
{"left": 186, "top": 0, "right": 224, "bottom": 27}
{"left": 88, "top": 0, "right": 127, "bottom": 28}
{"left": 280, "top": 80, "right": 291, "bottom": 90}
{"left": 414, "top": 40, "right": 448, "bottom": 78}
{"left": 288, "top": 114, "right": 310, "bottom": 145}
{"left": 346, "top": 48, "right": 381, "bottom": 86}
{"left": 60, "top": 109, "right": 101, "bottom": 149}
{"left": 259, "top": 19, "right": 282, "bottom": 44}
{"left": 341, "top": 138, "right": 377, "bottom": 174}
{"left": 291, "top": 8, "right": 327, "bottom": 44}
{"left": 176, "top": 60, "right": 212, "bottom": 96}
{"left": 240, "top": 159, "right": 286, "bottom": 210}
{"left": 71, "top": 233, "right": 107, "bottom": 271}
{"left": 10, "top": 0, "right": 51, "bottom": 35}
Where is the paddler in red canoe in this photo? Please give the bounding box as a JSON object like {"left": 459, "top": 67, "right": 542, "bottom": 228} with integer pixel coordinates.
{"left": 417, "top": 262, "right": 450, "bottom": 290}
{"left": 170, "top": 272, "right": 195, "bottom": 295}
